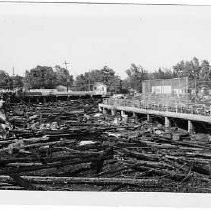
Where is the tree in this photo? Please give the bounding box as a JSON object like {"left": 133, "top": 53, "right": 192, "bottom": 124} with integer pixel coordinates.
{"left": 192, "top": 57, "right": 201, "bottom": 80}
{"left": 200, "top": 60, "right": 210, "bottom": 80}
{"left": 173, "top": 60, "right": 186, "bottom": 77}
{"left": 121, "top": 79, "right": 130, "bottom": 94}
{"left": 150, "top": 67, "right": 174, "bottom": 80}
{"left": 74, "top": 74, "right": 89, "bottom": 91}
{"left": 54, "top": 65, "right": 74, "bottom": 88}
{"left": 125, "top": 64, "right": 148, "bottom": 92}
{"left": 0, "top": 70, "right": 12, "bottom": 89}
{"left": 173, "top": 57, "right": 201, "bottom": 80}
{"left": 184, "top": 61, "right": 195, "bottom": 79}
{"left": 74, "top": 66, "right": 122, "bottom": 93}
{"left": 11, "top": 75, "right": 23, "bottom": 88}
{"left": 100, "top": 66, "right": 122, "bottom": 93}
{"left": 24, "top": 66, "right": 57, "bottom": 89}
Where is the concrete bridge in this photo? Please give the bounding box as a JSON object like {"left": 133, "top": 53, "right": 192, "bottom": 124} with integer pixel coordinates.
{"left": 98, "top": 98, "right": 211, "bottom": 133}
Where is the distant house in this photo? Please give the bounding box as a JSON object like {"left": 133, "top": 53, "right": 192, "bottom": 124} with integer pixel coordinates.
{"left": 29, "top": 89, "right": 55, "bottom": 96}
{"left": 93, "top": 82, "right": 107, "bottom": 95}
{"left": 128, "top": 88, "right": 137, "bottom": 95}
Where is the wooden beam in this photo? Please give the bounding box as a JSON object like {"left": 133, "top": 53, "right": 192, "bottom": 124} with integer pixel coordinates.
{"left": 0, "top": 176, "right": 161, "bottom": 187}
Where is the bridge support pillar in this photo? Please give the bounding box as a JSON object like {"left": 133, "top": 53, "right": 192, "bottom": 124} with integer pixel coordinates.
{"left": 188, "top": 120, "right": 194, "bottom": 133}
{"left": 103, "top": 108, "right": 107, "bottom": 115}
{"left": 36, "top": 97, "right": 39, "bottom": 103}
{"left": 43, "top": 97, "right": 46, "bottom": 104}
{"left": 132, "top": 112, "right": 137, "bottom": 118}
{"left": 165, "top": 117, "right": 171, "bottom": 128}
{"left": 111, "top": 108, "right": 117, "bottom": 116}
{"left": 121, "top": 110, "right": 125, "bottom": 116}
{"left": 147, "top": 114, "right": 151, "bottom": 122}
{"left": 98, "top": 105, "right": 103, "bottom": 112}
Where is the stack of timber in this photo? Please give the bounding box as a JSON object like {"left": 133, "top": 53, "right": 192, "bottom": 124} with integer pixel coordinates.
{"left": 0, "top": 98, "right": 211, "bottom": 192}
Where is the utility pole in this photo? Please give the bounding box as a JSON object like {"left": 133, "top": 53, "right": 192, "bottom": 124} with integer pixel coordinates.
{"left": 64, "top": 61, "right": 70, "bottom": 92}
{"left": 178, "top": 70, "right": 182, "bottom": 107}
{"left": 88, "top": 69, "right": 91, "bottom": 91}
{"left": 194, "top": 72, "right": 197, "bottom": 106}
{"left": 12, "top": 67, "right": 15, "bottom": 76}
{"left": 12, "top": 67, "right": 15, "bottom": 90}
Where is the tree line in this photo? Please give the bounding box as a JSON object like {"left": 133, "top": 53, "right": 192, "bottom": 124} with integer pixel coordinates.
{"left": 1, "top": 57, "right": 211, "bottom": 93}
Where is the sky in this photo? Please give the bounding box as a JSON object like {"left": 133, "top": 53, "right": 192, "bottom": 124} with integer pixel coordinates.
{"left": 1, "top": 2, "right": 211, "bottom": 78}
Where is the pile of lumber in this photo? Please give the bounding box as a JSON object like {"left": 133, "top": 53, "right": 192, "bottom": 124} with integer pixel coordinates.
{"left": 0, "top": 98, "right": 210, "bottom": 192}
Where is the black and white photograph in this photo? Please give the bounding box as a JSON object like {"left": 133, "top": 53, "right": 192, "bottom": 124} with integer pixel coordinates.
{"left": 0, "top": 0, "right": 211, "bottom": 206}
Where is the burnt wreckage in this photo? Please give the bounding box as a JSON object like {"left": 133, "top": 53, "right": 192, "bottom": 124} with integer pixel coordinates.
{"left": 0, "top": 92, "right": 210, "bottom": 192}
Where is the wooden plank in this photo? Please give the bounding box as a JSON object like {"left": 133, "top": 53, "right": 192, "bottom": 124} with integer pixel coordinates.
{"left": 0, "top": 175, "right": 161, "bottom": 187}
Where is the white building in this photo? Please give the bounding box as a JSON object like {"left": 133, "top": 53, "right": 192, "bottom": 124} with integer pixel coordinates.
{"left": 93, "top": 82, "right": 107, "bottom": 95}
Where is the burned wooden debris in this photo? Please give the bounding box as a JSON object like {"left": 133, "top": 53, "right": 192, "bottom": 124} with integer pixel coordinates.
{"left": 0, "top": 98, "right": 210, "bottom": 192}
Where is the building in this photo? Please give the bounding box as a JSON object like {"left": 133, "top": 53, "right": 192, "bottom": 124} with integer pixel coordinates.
{"left": 141, "top": 77, "right": 190, "bottom": 108}
{"left": 93, "top": 82, "right": 107, "bottom": 95}
{"left": 29, "top": 89, "right": 56, "bottom": 95}
{"left": 142, "top": 77, "right": 189, "bottom": 96}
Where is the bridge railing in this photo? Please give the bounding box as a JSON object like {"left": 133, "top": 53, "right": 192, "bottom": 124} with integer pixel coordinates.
{"left": 103, "top": 98, "right": 211, "bottom": 116}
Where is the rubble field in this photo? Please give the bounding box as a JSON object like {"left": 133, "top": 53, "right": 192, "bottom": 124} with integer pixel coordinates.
{"left": 0, "top": 97, "right": 211, "bottom": 192}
